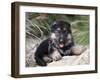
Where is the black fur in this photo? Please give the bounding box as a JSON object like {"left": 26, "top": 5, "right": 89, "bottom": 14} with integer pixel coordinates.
{"left": 35, "top": 39, "right": 54, "bottom": 66}
{"left": 35, "top": 21, "right": 74, "bottom": 66}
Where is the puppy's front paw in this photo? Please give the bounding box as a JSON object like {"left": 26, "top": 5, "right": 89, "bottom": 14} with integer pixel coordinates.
{"left": 50, "top": 51, "right": 62, "bottom": 61}
{"left": 43, "top": 56, "right": 53, "bottom": 63}
{"left": 71, "top": 45, "right": 86, "bottom": 55}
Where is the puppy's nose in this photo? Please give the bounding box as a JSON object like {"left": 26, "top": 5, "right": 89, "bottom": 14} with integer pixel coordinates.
{"left": 59, "top": 38, "right": 64, "bottom": 42}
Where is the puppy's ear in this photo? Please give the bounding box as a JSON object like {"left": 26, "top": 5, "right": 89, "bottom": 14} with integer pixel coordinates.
{"left": 51, "top": 21, "right": 57, "bottom": 32}
{"left": 65, "top": 22, "right": 72, "bottom": 33}
{"left": 52, "top": 21, "right": 57, "bottom": 26}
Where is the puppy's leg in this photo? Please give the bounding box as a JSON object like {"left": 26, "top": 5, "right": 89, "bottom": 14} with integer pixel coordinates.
{"left": 43, "top": 56, "right": 53, "bottom": 63}
{"left": 50, "top": 50, "right": 62, "bottom": 61}
{"left": 35, "top": 56, "right": 47, "bottom": 66}
{"left": 64, "top": 50, "right": 71, "bottom": 56}
{"left": 71, "top": 45, "right": 86, "bottom": 55}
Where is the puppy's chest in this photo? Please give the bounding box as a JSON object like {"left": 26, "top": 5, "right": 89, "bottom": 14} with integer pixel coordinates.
{"left": 52, "top": 45, "right": 72, "bottom": 56}
{"left": 60, "top": 46, "right": 72, "bottom": 55}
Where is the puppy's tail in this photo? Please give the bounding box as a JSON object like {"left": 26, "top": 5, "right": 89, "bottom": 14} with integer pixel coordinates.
{"left": 35, "top": 56, "right": 47, "bottom": 66}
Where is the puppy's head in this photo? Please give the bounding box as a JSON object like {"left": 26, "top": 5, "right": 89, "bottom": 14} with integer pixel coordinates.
{"left": 50, "top": 21, "right": 72, "bottom": 48}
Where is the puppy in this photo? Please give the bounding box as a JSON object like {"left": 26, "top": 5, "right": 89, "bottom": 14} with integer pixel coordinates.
{"left": 35, "top": 21, "right": 84, "bottom": 66}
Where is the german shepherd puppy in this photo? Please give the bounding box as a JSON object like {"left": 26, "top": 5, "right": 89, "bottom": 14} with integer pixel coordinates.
{"left": 35, "top": 21, "right": 83, "bottom": 66}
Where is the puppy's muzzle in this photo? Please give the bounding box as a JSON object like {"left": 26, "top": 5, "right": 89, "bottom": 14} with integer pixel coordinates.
{"left": 59, "top": 36, "right": 65, "bottom": 48}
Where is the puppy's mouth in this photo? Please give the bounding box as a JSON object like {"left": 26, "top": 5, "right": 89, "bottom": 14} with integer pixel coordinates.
{"left": 59, "top": 43, "right": 64, "bottom": 48}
